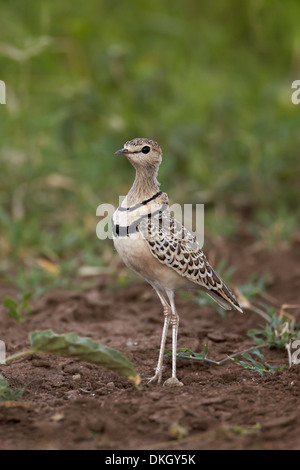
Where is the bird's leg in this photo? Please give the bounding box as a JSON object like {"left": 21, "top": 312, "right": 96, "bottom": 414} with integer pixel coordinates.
{"left": 163, "top": 290, "right": 184, "bottom": 387}
{"left": 147, "top": 305, "right": 170, "bottom": 383}
{"left": 170, "top": 312, "right": 179, "bottom": 379}
{"left": 147, "top": 288, "right": 171, "bottom": 384}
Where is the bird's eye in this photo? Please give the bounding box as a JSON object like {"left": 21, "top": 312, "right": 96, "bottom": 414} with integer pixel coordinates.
{"left": 142, "top": 146, "right": 150, "bottom": 154}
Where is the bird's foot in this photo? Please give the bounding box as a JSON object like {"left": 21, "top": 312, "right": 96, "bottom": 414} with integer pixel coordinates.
{"left": 146, "top": 369, "right": 162, "bottom": 384}
{"left": 147, "top": 374, "right": 162, "bottom": 384}
{"left": 163, "top": 377, "right": 184, "bottom": 387}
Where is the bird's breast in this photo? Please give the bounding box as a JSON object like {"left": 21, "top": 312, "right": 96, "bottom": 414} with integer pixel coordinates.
{"left": 111, "top": 200, "right": 188, "bottom": 289}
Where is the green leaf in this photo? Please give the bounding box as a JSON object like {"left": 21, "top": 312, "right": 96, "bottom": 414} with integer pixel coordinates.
{"left": 251, "top": 347, "right": 265, "bottom": 360}
{"left": 0, "top": 374, "right": 9, "bottom": 396}
{"left": 0, "top": 374, "right": 26, "bottom": 401}
{"left": 233, "top": 352, "right": 280, "bottom": 376}
{"left": 165, "top": 347, "right": 207, "bottom": 362}
{"left": 3, "top": 296, "right": 18, "bottom": 310}
{"left": 3, "top": 296, "right": 19, "bottom": 321}
{"left": 22, "top": 292, "right": 33, "bottom": 301}
{"left": 28, "top": 329, "right": 140, "bottom": 386}
{"left": 2, "top": 293, "right": 33, "bottom": 323}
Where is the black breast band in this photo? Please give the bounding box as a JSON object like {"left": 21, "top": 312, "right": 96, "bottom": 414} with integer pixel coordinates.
{"left": 112, "top": 204, "right": 168, "bottom": 238}
{"left": 117, "top": 191, "right": 162, "bottom": 212}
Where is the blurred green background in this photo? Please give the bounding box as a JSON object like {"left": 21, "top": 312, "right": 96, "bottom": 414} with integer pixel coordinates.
{"left": 0, "top": 0, "right": 300, "bottom": 294}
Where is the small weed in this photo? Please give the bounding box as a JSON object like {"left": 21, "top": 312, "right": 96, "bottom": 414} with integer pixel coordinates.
{"left": 0, "top": 374, "right": 26, "bottom": 402}
{"left": 167, "top": 305, "right": 300, "bottom": 375}
{"left": 230, "top": 303, "right": 300, "bottom": 372}
{"left": 2, "top": 292, "right": 33, "bottom": 323}
{"left": 247, "top": 306, "right": 300, "bottom": 349}
{"left": 165, "top": 343, "right": 209, "bottom": 363}
{"left": 231, "top": 351, "right": 285, "bottom": 375}
{"left": 166, "top": 343, "right": 284, "bottom": 376}
{"left": 238, "top": 271, "right": 271, "bottom": 300}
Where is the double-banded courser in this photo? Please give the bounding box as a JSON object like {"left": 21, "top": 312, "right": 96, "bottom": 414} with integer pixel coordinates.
{"left": 112, "top": 138, "right": 243, "bottom": 387}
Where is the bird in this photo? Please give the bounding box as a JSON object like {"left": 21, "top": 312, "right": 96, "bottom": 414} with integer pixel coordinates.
{"left": 112, "top": 138, "right": 243, "bottom": 387}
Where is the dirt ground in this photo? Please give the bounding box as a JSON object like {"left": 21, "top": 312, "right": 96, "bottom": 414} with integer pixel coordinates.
{"left": 1, "top": 237, "right": 300, "bottom": 450}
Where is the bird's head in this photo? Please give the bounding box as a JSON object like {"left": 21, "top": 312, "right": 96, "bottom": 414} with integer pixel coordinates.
{"left": 115, "top": 138, "right": 162, "bottom": 170}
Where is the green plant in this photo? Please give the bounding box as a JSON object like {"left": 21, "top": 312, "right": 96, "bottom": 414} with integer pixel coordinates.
{"left": 166, "top": 306, "right": 300, "bottom": 375}
{"left": 230, "top": 351, "right": 284, "bottom": 375}
{"left": 247, "top": 306, "right": 300, "bottom": 350}
{"left": 0, "top": 374, "right": 26, "bottom": 402}
{"left": 4, "top": 329, "right": 140, "bottom": 387}
{"left": 2, "top": 292, "right": 33, "bottom": 323}
{"left": 238, "top": 271, "right": 271, "bottom": 300}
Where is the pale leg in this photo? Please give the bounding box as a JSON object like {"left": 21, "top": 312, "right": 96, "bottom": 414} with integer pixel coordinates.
{"left": 147, "top": 287, "right": 171, "bottom": 383}
{"left": 164, "top": 289, "right": 183, "bottom": 387}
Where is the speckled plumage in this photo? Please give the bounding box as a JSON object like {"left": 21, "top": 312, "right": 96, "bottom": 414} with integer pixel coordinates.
{"left": 138, "top": 208, "right": 242, "bottom": 312}
{"left": 113, "top": 138, "right": 243, "bottom": 386}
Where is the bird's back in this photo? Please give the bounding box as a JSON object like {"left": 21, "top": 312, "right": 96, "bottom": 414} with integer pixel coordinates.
{"left": 138, "top": 206, "right": 243, "bottom": 313}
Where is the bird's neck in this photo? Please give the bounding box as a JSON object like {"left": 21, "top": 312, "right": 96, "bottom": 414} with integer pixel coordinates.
{"left": 126, "top": 165, "right": 160, "bottom": 205}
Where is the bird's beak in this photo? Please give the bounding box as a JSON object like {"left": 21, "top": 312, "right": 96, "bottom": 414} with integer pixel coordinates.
{"left": 115, "top": 148, "right": 129, "bottom": 155}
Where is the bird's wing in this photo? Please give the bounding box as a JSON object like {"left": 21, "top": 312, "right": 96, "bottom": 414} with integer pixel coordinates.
{"left": 138, "top": 210, "right": 243, "bottom": 313}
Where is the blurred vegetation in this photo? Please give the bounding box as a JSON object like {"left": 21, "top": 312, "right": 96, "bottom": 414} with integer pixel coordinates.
{"left": 0, "top": 0, "right": 300, "bottom": 293}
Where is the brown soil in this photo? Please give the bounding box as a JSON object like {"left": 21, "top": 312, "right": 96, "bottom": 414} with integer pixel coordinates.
{"left": 1, "top": 238, "right": 300, "bottom": 450}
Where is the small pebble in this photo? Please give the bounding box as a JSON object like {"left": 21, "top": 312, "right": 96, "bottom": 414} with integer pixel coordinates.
{"left": 72, "top": 373, "right": 81, "bottom": 381}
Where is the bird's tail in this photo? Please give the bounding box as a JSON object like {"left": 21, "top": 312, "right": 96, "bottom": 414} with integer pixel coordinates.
{"left": 206, "top": 290, "right": 243, "bottom": 314}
